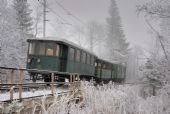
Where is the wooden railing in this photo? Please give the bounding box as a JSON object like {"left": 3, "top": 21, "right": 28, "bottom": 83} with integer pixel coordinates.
{"left": 0, "top": 66, "right": 80, "bottom": 101}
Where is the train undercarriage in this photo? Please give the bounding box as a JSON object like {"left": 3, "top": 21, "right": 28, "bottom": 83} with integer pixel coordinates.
{"left": 29, "top": 71, "right": 124, "bottom": 84}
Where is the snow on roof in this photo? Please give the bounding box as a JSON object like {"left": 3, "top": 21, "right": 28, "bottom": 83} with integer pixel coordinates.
{"left": 113, "top": 51, "right": 128, "bottom": 58}
{"left": 27, "top": 37, "right": 96, "bottom": 56}
{"left": 97, "top": 57, "right": 120, "bottom": 65}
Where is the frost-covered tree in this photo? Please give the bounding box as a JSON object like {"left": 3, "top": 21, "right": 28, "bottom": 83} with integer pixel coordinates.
{"left": 86, "top": 21, "right": 106, "bottom": 53}
{"left": 0, "top": 0, "right": 33, "bottom": 68}
{"left": 138, "top": 0, "right": 170, "bottom": 76}
{"left": 34, "top": 6, "right": 43, "bottom": 38}
{"left": 137, "top": 0, "right": 170, "bottom": 62}
{"left": 13, "top": 0, "right": 33, "bottom": 35}
{"left": 12, "top": 0, "right": 33, "bottom": 67}
{"left": 72, "top": 21, "right": 106, "bottom": 58}
{"left": 106, "top": 0, "right": 129, "bottom": 61}
{"left": 138, "top": 0, "right": 170, "bottom": 97}
{"left": 0, "top": 0, "right": 22, "bottom": 68}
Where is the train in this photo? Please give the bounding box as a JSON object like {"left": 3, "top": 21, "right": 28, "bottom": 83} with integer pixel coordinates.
{"left": 26, "top": 38, "right": 126, "bottom": 83}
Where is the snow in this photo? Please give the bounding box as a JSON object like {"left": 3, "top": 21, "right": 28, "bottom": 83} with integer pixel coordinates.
{"left": 0, "top": 88, "right": 68, "bottom": 102}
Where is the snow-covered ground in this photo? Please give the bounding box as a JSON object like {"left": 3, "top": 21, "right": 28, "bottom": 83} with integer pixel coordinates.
{"left": 0, "top": 88, "right": 68, "bottom": 102}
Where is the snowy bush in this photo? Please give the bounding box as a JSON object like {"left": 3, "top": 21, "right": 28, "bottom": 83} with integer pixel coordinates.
{"left": 44, "top": 81, "right": 170, "bottom": 114}
{"left": 4, "top": 100, "right": 23, "bottom": 114}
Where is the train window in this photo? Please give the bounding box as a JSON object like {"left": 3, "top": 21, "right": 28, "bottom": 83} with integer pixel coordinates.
{"left": 69, "top": 48, "right": 75, "bottom": 61}
{"left": 98, "top": 63, "right": 101, "bottom": 67}
{"left": 29, "top": 42, "right": 35, "bottom": 54}
{"left": 82, "top": 52, "right": 86, "bottom": 63}
{"left": 46, "top": 43, "right": 54, "bottom": 56}
{"left": 55, "top": 44, "right": 60, "bottom": 56}
{"left": 76, "top": 50, "right": 81, "bottom": 62}
{"left": 103, "top": 64, "right": 106, "bottom": 69}
{"left": 95, "top": 62, "right": 97, "bottom": 67}
{"left": 87, "top": 54, "right": 90, "bottom": 64}
{"left": 38, "top": 43, "right": 45, "bottom": 55}
{"left": 90, "top": 56, "right": 94, "bottom": 65}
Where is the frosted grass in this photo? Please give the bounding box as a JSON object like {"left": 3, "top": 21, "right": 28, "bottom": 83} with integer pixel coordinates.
{"left": 2, "top": 81, "right": 170, "bottom": 114}
{"left": 48, "top": 81, "right": 170, "bottom": 114}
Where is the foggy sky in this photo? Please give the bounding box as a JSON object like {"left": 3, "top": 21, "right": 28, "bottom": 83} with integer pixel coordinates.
{"left": 31, "top": 0, "right": 154, "bottom": 51}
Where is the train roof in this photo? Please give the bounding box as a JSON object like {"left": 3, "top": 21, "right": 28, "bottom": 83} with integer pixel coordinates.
{"left": 97, "top": 58, "right": 118, "bottom": 65}
{"left": 27, "top": 38, "right": 96, "bottom": 56}
{"left": 97, "top": 57, "right": 126, "bottom": 66}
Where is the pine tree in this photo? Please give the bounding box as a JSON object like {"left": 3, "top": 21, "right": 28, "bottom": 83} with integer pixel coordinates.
{"left": 106, "top": 0, "right": 129, "bottom": 61}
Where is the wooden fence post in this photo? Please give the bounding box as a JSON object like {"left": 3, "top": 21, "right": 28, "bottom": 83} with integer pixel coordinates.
{"left": 0, "top": 80, "right": 1, "bottom": 94}
{"left": 51, "top": 73, "right": 54, "bottom": 95}
{"left": 73, "top": 74, "right": 75, "bottom": 82}
{"left": 77, "top": 74, "right": 81, "bottom": 90}
{"left": 70, "top": 74, "right": 72, "bottom": 83}
{"left": 10, "top": 70, "right": 15, "bottom": 101}
{"left": 77, "top": 74, "right": 80, "bottom": 81}
{"left": 19, "top": 70, "right": 24, "bottom": 100}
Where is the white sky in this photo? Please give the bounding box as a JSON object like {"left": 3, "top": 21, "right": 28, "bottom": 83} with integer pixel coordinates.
{"left": 30, "top": 0, "right": 155, "bottom": 51}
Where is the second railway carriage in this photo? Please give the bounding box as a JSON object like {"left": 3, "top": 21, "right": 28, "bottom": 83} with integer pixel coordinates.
{"left": 26, "top": 38, "right": 126, "bottom": 82}
{"left": 27, "top": 38, "right": 96, "bottom": 82}
{"left": 95, "top": 58, "right": 126, "bottom": 82}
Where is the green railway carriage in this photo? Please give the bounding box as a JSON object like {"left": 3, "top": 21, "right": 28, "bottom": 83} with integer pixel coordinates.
{"left": 27, "top": 38, "right": 96, "bottom": 82}
{"left": 95, "top": 58, "right": 126, "bottom": 82}
{"left": 26, "top": 38, "right": 126, "bottom": 82}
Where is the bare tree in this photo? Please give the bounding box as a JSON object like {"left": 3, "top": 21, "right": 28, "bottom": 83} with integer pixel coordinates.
{"left": 86, "top": 21, "right": 105, "bottom": 53}
{"left": 33, "top": 6, "right": 42, "bottom": 38}
{"left": 137, "top": 0, "right": 170, "bottom": 63}
{"left": 137, "top": 0, "right": 170, "bottom": 96}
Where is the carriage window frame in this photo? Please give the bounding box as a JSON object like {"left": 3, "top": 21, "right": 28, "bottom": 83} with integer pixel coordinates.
{"left": 103, "top": 64, "right": 106, "bottom": 69}
{"left": 90, "top": 56, "right": 94, "bottom": 65}
{"left": 95, "top": 62, "right": 97, "bottom": 67}
{"left": 45, "top": 43, "right": 55, "bottom": 56}
{"left": 55, "top": 44, "right": 60, "bottom": 57}
{"left": 37, "top": 42, "right": 45, "bottom": 55}
{"left": 82, "top": 52, "right": 86, "bottom": 64}
{"left": 76, "top": 49, "right": 81, "bottom": 62}
{"left": 87, "top": 54, "right": 90, "bottom": 64}
{"left": 98, "top": 63, "right": 101, "bottom": 68}
{"left": 69, "top": 47, "right": 75, "bottom": 61}
{"left": 28, "top": 42, "right": 36, "bottom": 55}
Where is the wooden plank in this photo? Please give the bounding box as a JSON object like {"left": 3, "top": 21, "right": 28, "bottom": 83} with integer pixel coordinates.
{"left": 19, "top": 70, "right": 24, "bottom": 100}
{"left": 77, "top": 74, "right": 80, "bottom": 81}
{"left": 0, "top": 66, "right": 26, "bottom": 70}
{"left": 0, "top": 82, "right": 68, "bottom": 86}
{"left": 70, "top": 74, "right": 72, "bottom": 83}
{"left": 73, "top": 74, "right": 75, "bottom": 82}
{"left": 0, "top": 80, "right": 1, "bottom": 94}
{"left": 51, "top": 73, "right": 55, "bottom": 95}
{"left": 10, "top": 70, "right": 15, "bottom": 101}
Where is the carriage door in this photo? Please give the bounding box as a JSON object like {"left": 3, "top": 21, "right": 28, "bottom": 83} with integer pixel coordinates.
{"left": 59, "top": 45, "right": 68, "bottom": 72}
